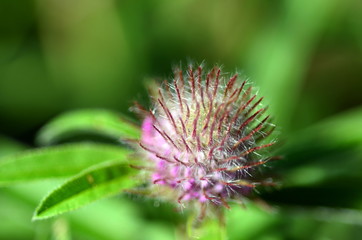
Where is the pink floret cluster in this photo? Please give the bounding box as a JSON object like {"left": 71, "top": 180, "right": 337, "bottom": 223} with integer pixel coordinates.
{"left": 142, "top": 116, "right": 232, "bottom": 203}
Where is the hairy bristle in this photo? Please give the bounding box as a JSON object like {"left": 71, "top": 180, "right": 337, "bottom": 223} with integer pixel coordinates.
{"left": 138, "top": 64, "right": 278, "bottom": 212}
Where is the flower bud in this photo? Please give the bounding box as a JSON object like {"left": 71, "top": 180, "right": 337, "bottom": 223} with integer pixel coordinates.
{"left": 138, "top": 65, "right": 277, "bottom": 213}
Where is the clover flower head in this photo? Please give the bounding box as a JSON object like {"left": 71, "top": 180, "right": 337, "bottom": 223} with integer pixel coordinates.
{"left": 137, "top": 64, "right": 277, "bottom": 213}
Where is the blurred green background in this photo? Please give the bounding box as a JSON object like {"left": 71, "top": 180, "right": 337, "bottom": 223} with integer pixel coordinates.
{"left": 1, "top": 0, "right": 362, "bottom": 239}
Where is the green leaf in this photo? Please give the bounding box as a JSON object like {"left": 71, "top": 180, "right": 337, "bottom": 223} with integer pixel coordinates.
{"left": 290, "top": 107, "right": 362, "bottom": 148}
{"left": 36, "top": 109, "right": 141, "bottom": 145}
{"left": 262, "top": 108, "right": 362, "bottom": 208}
{"left": 0, "top": 135, "right": 27, "bottom": 158}
{"left": 2, "top": 181, "right": 174, "bottom": 240}
{"left": 33, "top": 161, "right": 139, "bottom": 220}
{"left": 277, "top": 107, "right": 362, "bottom": 171}
{"left": 0, "top": 143, "right": 134, "bottom": 186}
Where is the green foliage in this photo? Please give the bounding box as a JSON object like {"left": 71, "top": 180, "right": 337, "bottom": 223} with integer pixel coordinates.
{"left": 0, "top": 143, "right": 133, "bottom": 186}
{"left": 34, "top": 160, "right": 139, "bottom": 220}
{"left": 0, "top": 135, "right": 27, "bottom": 158}
{"left": 281, "top": 107, "right": 362, "bottom": 187}
{"left": 246, "top": 0, "right": 342, "bottom": 131}
{"left": 36, "top": 109, "right": 140, "bottom": 145}
{"left": 286, "top": 107, "right": 362, "bottom": 150}
{"left": 186, "top": 214, "right": 227, "bottom": 240}
{"left": 261, "top": 107, "right": 362, "bottom": 209}
{"left": 1, "top": 182, "right": 175, "bottom": 240}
